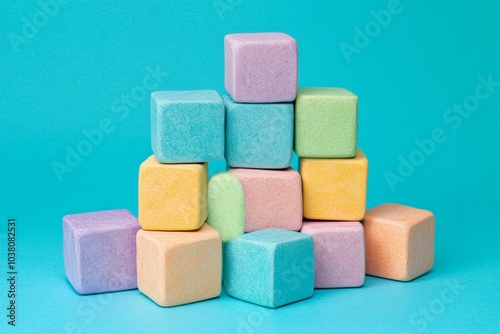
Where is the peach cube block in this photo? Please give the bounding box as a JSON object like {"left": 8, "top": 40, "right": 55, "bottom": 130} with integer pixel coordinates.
{"left": 363, "top": 203, "right": 435, "bottom": 281}
{"left": 136, "top": 224, "right": 222, "bottom": 307}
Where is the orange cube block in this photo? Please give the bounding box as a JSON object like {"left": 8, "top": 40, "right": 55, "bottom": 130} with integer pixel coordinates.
{"left": 138, "top": 155, "right": 208, "bottom": 231}
{"left": 300, "top": 149, "right": 368, "bottom": 220}
{"left": 363, "top": 203, "right": 435, "bottom": 281}
{"left": 136, "top": 224, "right": 222, "bottom": 307}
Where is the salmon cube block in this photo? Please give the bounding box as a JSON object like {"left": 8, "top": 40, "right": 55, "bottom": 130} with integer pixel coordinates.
{"left": 363, "top": 203, "right": 435, "bottom": 281}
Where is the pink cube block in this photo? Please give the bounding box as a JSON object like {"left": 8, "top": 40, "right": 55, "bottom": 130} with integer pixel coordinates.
{"left": 224, "top": 32, "right": 298, "bottom": 103}
{"left": 230, "top": 168, "right": 302, "bottom": 232}
{"left": 301, "top": 221, "right": 365, "bottom": 288}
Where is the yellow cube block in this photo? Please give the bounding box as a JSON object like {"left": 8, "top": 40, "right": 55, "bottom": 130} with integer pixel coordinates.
{"left": 136, "top": 224, "right": 222, "bottom": 307}
{"left": 300, "top": 149, "right": 368, "bottom": 220}
{"left": 138, "top": 155, "right": 207, "bottom": 231}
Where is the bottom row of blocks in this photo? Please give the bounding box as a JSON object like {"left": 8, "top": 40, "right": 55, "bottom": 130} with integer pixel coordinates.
{"left": 63, "top": 204, "right": 434, "bottom": 308}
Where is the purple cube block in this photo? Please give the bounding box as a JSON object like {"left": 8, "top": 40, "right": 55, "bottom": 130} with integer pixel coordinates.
{"left": 301, "top": 221, "right": 365, "bottom": 288}
{"left": 63, "top": 209, "right": 141, "bottom": 294}
{"left": 224, "top": 32, "right": 298, "bottom": 103}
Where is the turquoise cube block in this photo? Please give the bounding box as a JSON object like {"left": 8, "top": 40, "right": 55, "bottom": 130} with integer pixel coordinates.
{"left": 223, "top": 95, "right": 293, "bottom": 169}
{"left": 224, "top": 228, "right": 314, "bottom": 308}
{"left": 151, "top": 90, "right": 225, "bottom": 163}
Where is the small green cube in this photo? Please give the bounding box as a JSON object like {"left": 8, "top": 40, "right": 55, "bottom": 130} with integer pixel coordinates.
{"left": 294, "top": 87, "right": 358, "bottom": 158}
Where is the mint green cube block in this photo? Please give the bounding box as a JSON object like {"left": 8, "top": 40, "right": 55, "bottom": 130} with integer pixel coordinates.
{"left": 294, "top": 87, "right": 358, "bottom": 158}
{"left": 207, "top": 172, "right": 245, "bottom": 243}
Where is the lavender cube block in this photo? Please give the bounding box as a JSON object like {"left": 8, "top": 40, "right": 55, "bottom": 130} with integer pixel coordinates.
{"left": 63, "top": 209, "right": 140, "bottom": 294}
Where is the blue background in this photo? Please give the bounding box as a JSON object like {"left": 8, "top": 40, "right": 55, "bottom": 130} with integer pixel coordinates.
{"left": 1, "top": 0, "right": 499, "bottom": 333}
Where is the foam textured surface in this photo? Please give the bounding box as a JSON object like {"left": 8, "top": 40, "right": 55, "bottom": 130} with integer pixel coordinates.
{"left": 207, "top": 172, "right": 245, "bottom": 243}
{"left": 151, "top": 90, "right": 224, "bottom": 163}
{"left": 363, "top": 203, "right": 435, "bottom": 281}
{"left": 138, "top": 155, "right": 207, "bottom": 231}
{"left": 300, "top": 149, "right": 368, "bottom": 220}
{"left": 224, "top": 228, "right": 314, "bottom": 308}
{"left": 63, "top": 209, "right": 141, "bottom": 294}
{"left": 294, "top": 87, "right": 358, "bottom": 158}
{"left": 224, "top": 33, "right": 297, "bottom": 103}
{"left": 224, "top": 95, "right": 293, "bottom": 169}
{"left": 136, "top": 224, "right": 222, "bottom": 307}
{"left": 301, "top": 221, "right": 365, "bottom": 288}
{"left": 230, "top": 168, "right": 302, "bottom": 232}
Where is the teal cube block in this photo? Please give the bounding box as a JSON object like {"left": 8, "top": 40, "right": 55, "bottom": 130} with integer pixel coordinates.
{"left": 223, "top": 95, "right": 294, "bottom": 169}
{"left": 224, "top": 228, "right": 314, "bottom": 308}
{"left": 294, "top": 87, "right": 358, "bottom": 158}
{"left": 151, "top": 90, "right": 225, "bottom": 163}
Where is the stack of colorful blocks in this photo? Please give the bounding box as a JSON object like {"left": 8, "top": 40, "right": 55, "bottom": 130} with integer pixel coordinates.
{"left": 63, "top": 32, "right": 435, "bottom": 308}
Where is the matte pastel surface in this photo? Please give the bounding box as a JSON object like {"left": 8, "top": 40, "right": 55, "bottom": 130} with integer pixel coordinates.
{"left": 363, "top": 203, "right": 435, "bottom": 281}
{"left": 138, "top": 155, "right": 207, "bottom": 231}
{"left": 301, "top": 221, "right": 365, "bottom": 288}
{"left": 224, "top": 229, "right": 314, "bottom": 308}
{"left": 207, "top": 172, "right": 245, "bottom": 243}
{"left": 294, "top": 87, "right": 358, "bottom": 158}
{"left": 151, "top": 90, "right": 224, "bottom": 163}
{"left": 224, "top": 33, "right": 297, "bottom": 103}
{"left": 230, "top": 168, "right": 302, "bottom": 232}
{"left": 63, "top": 209, "right": 140, "bottom": 294}
{"left": 3, "top": 2, "right": 499, "bottom": 333}
{"left": 223, "top": 95, "right": 293, "bottom": 169}
{"left": 136, "top": 224, "right": 222, "bottom": 307}
{"left": 300, "top": 149, "right": 368, "bottom": 220}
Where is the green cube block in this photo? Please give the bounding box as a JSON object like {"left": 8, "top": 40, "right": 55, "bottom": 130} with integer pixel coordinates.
{"left": 207, "top": 172, "right": 245, "bottom": 243}
{"left": 294, "top": 87, "right": 358, "bottom": 158}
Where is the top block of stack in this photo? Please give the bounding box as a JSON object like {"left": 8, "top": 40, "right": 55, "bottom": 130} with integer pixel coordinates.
{"left": 225, "top": 33, "right": 298, "bottom": 103}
